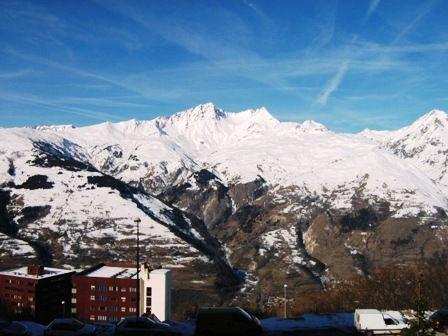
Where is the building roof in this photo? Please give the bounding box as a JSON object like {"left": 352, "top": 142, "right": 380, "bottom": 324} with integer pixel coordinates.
{"left": 78, "top": 264, "right": 170, "bottom": 279}
{"left": 0, "top": 266, "right": 74, "bottom": 280}
{"left": 150, "top": 269, "right": 171, "bottom": 275}
{"left": 86, "top": 266, "right": 139, "bottom": 279}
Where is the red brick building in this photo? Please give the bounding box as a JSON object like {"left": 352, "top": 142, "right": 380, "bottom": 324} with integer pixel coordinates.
{"left": 71, "top": 263, "right": 171, "bottom": 323}
{"left": 0, "top": 265, "right": 74, "bottom": 323}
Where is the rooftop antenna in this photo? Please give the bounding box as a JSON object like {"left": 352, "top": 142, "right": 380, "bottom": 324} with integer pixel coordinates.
{"left": 134, "top": 217, "right": 141, "bottom": 320}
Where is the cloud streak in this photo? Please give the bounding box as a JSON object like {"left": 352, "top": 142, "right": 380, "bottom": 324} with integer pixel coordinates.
{"left": 392, "top": 0, "right": 437, "bottom": 44}
{"left": 315, "top": 62, "right": 349, "bottom": 107}
{"left": 0, "top": 92, "right": 123, "bottom": 122}
{"left": 366, "top": 0, "right": 381, "bottom": 18}
{"left": 0, "top": 69, "right": 35, "bottom": 79}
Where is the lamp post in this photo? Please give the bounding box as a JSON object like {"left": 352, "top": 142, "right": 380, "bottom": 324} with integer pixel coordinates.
{"left": 283, "top": 284, "right": 287, "bottom": 318}
{"left": 61, "top": 300, "right": 65, "bottom": 318}
{"left": 134, "top": 217, "right": 141, "bottom": 320}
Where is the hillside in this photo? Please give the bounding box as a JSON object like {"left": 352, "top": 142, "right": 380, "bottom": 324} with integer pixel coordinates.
{"left": 1, "top": 103, "right": 448, "bottom": 316}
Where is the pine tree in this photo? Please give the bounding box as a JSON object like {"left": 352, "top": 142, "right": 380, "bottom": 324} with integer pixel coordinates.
{"left": 402, "top": 272, "right": 435, "bottom": 336}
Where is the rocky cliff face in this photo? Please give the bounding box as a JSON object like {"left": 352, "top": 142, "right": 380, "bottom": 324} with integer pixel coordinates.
{"left": 1, "top": 104, "right": 448, "bottom": 316}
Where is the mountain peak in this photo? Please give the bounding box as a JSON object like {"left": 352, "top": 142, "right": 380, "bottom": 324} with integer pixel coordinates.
{"left": 409, "top": 109, "right": 448, "bottom": 132}
{"left": 237, "top": 107, "right": 279, "bottom": 125}
{"left": 173, "top": 103, "right": 226, "bottom": 122}
{"left": 301, "top": 120, "right": 328, "bottom": 132}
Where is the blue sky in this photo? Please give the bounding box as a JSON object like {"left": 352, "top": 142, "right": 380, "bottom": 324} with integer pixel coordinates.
{"left": 1, "top": 0, "right": 448, "bottom": 132}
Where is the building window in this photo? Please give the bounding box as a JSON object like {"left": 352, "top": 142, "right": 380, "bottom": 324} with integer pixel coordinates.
{"left": 121, "top": 297, "right": 126, "bottom": 303}
{"left": 28, "top": 297, "right": 33, "bottom": 302}
{"left": 99, "top": 296, "right": 107, "bottom": 301}
{"left": 98, "top": 316, "right": 107, "bottom": 321}
{"left": 99, "top": 306, "right": 106, "bottom": 311}
{"left": 129, "top": 287, "right": 137, "bottom": 292}
{"left": 121, "top": 287, "right": 126, "bottom": 292}
{"left": 90, "top": 315, "right": 95, "bottom": 321}
{"left": 129, "top": 307, "right": 136, "bottom": 313}
{"left": 146, "top": 297, "right": 151, "bottom": 307}
{"left": 71, "top": 308, "right": 77, "bottom": 313}
{"left": 146, "top": 287, "right": 152, "bottom": 296}
{"left": 109, "top": 316, "right": 117, "bottom": 322}
{"left": 72, "top": 288, "right": 77, "bottom": 294}
{"left": 98, "top": 285, "right": 107, "bottom": 291}
{"left": 90, "top": 295, "right": 95, "bottom": 301}
{"left": 90, "top": 285, "right": 96, "bottom": 290}
{"left": 72, "top": 298, "right": 77, "bottom": 304}
{"left": 121, "top": 307, "right": 126, "bottom": 312}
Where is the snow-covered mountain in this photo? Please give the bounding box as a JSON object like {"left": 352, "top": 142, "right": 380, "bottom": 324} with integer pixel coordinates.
{"left": 360, "top": 109, "right": 448, "bottom": 192}
{"left": 5, "top": 103, "right": 447, "bottom": 216}
{"left": 1, "top": 103, "right": 448, "bottom": 316}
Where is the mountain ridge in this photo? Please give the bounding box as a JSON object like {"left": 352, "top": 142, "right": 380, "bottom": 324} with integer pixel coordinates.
{"left": 2, "top": 104, "right": 448, "bottom": 318}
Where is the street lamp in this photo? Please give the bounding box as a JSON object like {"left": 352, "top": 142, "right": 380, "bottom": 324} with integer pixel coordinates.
{"left": 283, "top": 284, "right": 287, "bottom": 318}
{"left": 134, "top": 217, "right": 141, "bottom": 319}
{"left": 61, "top": 300, "right": 65, "bottom": 318}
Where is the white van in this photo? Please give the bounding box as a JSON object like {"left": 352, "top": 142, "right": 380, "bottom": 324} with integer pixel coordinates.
{"left": 354, "top": 309, "right": 409, "bottom": 335}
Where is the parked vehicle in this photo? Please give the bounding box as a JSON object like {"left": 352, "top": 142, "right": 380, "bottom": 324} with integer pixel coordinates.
{"left": 0, "top": 321, "right": 29, "bottom": 336}
{"left": 114, "top": 317, "right": 180, "bottom": 336}
{"left": 429, "top": 310, "right": 448, "bottom": 332}
{"left": 354, "top": 309, "right": 408, "bottom": 335}
{"left": 44, "top": 319, "right": 96, "bottom": 336}
{"left": 195, "top": 307, "right": 262, "bottom": 336}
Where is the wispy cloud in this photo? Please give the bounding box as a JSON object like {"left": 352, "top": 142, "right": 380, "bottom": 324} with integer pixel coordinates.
{"left": 2, "top": 48, "right": 186, "bottom": 102}
{"left": 0, "top": 92, "right": 123, "bottom": 122}
{"left": 0, "top": 69, "right": 35, "bottom": 79}
{"left": 242, "top": 0, "right": 272, "bottom": 26}
{"left": 315, "top": 61, "right": 350, "bottom": 106}
{"left": 366, "top": 0, "right": 381, "bottom": 18}
{"left": 306, "top": 1, "right": 337, "bottom": 51}
{"left": 391, "top": 0, "right": 438, "bottom": 44}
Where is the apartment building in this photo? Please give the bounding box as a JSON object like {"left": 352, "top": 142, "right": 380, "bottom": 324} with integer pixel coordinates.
{"left": 0, "top": 265, "right": 74, "bottom": 323}
{"left": 71, "top": 263, "right": 171, "bottom": 323}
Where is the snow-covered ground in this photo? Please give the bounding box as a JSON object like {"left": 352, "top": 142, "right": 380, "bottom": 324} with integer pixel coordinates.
{"left": 261, "top": 313, "right": 354, "bottom": 333}
{"left": 2, "top": 103, "right": 448, "bottom": 217}
{"left": 4, "top": 314, "right": 356, "bottom": 336}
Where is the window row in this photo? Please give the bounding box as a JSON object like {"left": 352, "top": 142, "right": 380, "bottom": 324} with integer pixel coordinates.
{"left": 90, "top": 315, "right": 120, "bottom": 322}
{"left": 4, "top": 279, "right": 34, "bottom": 286}
{"left": 89, "top": 296, "right": 135, "bottom": 302}
{"left": 89, "top": 285, "right": 137, "bottom": 292}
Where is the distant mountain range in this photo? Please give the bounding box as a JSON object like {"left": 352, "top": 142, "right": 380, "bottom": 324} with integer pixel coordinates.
{"left": 1, "top": 103, "right": 448, "bottom": 316}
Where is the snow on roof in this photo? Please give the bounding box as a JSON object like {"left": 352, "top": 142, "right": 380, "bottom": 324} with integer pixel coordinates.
{"left": 0, "top": 266, "right": 74, "bottom": 280}
{"left": 84, "top": 265, "right": 171, "bottom": 279}
{"left": 150, "top": 269, "right": 171, "bottom": 275}
{"left": 86, "top": 266, "right": 138, "bottom": 279}
{"left": 355, "top": 309, "right": 381, "bottom": 314}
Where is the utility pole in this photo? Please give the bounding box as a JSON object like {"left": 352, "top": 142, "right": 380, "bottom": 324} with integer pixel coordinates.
{"left": 283, "top": 284, "right": 287, "bottom": 318}
{"left": 417, "top": 272, "right": 422, "bottom": 336}
{"left": 134, "top": 217, "right": 141, "bottom": 320}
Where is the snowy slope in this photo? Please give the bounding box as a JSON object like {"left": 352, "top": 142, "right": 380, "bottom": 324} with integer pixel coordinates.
{"left": 360, "top": 109, "right": 448, "bottom": 192}
{"left": 0, "top": 128, "right": 218, "bottom": 268}
{"left": 2, "top": 103, "right": 448, "bottom": 217}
